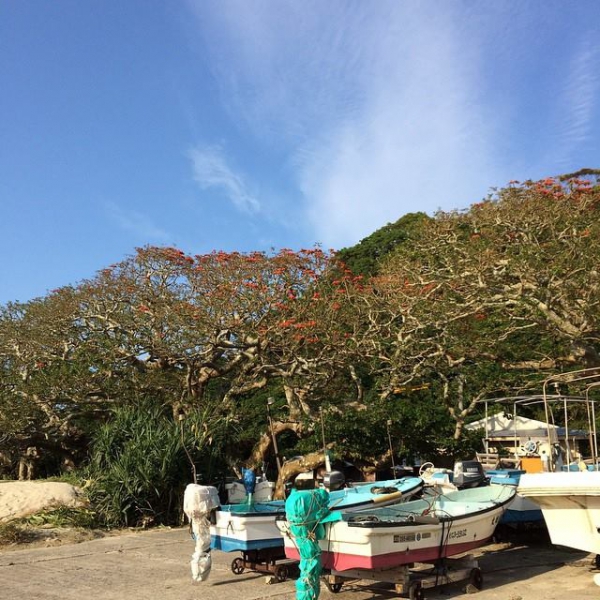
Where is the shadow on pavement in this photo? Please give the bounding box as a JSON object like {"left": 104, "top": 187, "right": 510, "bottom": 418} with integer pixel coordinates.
{"left": 312, "top": 529, "right": 596, "bottom": 599}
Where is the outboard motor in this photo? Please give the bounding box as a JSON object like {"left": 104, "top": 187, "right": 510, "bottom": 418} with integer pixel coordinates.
{"left": 453, "top": 460, "right": 488, "bottom": 489}
{"left": 323, "top": 470, "right": 345, "bottom": 491}
{"left": 294, "top": 471, "right": 316, "bottom": 490}
{"left": 392, "top": 465, "right": 414, "bottom": 479}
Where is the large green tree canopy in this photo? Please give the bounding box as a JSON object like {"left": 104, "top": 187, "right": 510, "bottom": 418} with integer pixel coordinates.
{"left": 0, "top": 246, "right": 373, "bottom": 484}
{"left": 1, "top": 170, "right": 599, "bottom": 495}
{"left": 370, "top": 171, "right": 600, "bottom": 437}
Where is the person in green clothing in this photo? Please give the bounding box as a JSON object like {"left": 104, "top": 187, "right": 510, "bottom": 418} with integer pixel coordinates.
{"left": 285, "top": 474, "right": 330, "bottom": 600}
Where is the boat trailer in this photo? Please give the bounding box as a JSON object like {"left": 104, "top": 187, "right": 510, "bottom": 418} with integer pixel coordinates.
{"left": 322, "top": 554, "right": 483, "bottom": 599}
{"left": 229, "top": 547, "right": 298, "bottom": 583}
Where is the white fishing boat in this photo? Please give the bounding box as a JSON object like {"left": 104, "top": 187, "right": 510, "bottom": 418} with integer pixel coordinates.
{"left": 211, "top": 501, "right": 285, "bottom": 552}
{"left": 513, "top": 370, "right": 600, "bottom": 584}
{"left": 278, "top": 484, "right": 515, "bottom": 571}
{"left": 518, "top": 471, "right": 600, "bottom": 554}
{"left": 210, "top": 476, "right": 425, "bottom": 553}
{"left": 469, "top": 389, "right": 600, "bottom": 530}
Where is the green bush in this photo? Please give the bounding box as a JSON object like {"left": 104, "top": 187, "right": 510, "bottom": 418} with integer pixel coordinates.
{"left": 85, "top": 400, "right": 224, "bottom": 528}
{"left": 21, "top": 506, "right": 97, "bottom": 528}
{"left": 0, "top": 523, "right": 33, "bottom": 545}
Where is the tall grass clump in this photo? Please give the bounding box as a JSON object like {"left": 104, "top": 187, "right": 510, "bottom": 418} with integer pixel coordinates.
{"left": 85, "top": 400, "right": 225, "bottom": 528}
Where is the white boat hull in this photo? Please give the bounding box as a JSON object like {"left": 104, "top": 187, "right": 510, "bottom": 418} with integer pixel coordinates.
{"left": 280, "top": 485, "right": 514, "bottom": 570}
{"left": 519, "top": 472, "right": 600, "bottom": 554}
{"left": 211, "top": 509, "right": 283, "bottom": 552}
{"left": 211, "top": 477, "right": 424, "bottom": 553}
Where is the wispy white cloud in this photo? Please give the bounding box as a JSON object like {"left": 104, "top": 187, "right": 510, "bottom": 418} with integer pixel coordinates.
{"left": 186, "top": 2, "right": 502, "bottom": 247}
{"left": 296, "top": 6, "right": 501, "bottom": 247}
{"left": 185, "top": 1, "right": 598, "bottom": 249}
{"left": 188, "top": 145, "right": 260, "bottom": 214}
{"left": 105, "top": 202, "right": 171, "bottom": 242}
{"left": 550, "top": 37, "right": 599, "bottom": 168}
{"left": 186, "top": 1, "right": 371, "bottom": 147}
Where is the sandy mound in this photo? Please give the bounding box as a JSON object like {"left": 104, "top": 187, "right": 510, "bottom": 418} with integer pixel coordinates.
{"left": 0, "top": 481, "right": 89, "bottom": 523}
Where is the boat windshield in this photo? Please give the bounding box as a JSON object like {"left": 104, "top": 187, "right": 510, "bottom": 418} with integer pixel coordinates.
{"left": 477, "top": 368, "right": 600, "bottom": 472}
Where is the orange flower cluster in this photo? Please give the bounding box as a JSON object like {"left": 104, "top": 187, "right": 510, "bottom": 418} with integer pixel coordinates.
{"left": 159, "top": 247, "right": 195, "bottom": 265}
{"left": 292, "top": 320, "right": 317, "bottom": 329}
{"left": 279, "top": 318, "right": 297, "bottom": 328}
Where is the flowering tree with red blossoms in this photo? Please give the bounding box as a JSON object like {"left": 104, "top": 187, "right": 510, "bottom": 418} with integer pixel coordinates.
{"left": 5, "top": 171, "right": 598, "bottom": 488}
{"left": 0, "top": 290, "right": 89, "bottom": 478}
{"left": 74, "top": 246, "right": 373, "bottom": 490}
{"left": 371, "top": 170, "right": 600, "bottom": 439}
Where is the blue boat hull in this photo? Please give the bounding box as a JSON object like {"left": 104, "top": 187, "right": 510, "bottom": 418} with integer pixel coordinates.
{"left": 210, "top": 476, "right": 424, "bottom": 552}
{"left": 487, "top": 469, "right": 544, "bottom": 525}
{"left": 210, "top": 534, "right": 283, "bottom": 552}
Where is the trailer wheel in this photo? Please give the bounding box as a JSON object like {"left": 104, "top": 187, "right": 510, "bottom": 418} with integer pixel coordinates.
{"left": 466, "top": 568, "right": 483, "bottom": 592}
{"left": 231, "top": 557, "right": 244, "bottom": 575}
{"left": 408, "top": 582, "right": 425, "bottom": 600}
{"left": 274, "top": 564, "right": 289, "bottom": 582}
{"left": 492, "top": 524, "right": 506, "bottom": 543}
{"left": 323, "top": 578, "right": 343, "bottom": 593}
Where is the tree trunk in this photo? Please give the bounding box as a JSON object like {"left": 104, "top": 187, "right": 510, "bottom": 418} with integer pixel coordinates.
{"left": 272, "top": 448, "right": 332, "bottom": 499}
{"left": 249, "top": 421, "right": 304, "bottom": 472}
{"left": 283, "top": 385, "right": 312, "bottom": 420}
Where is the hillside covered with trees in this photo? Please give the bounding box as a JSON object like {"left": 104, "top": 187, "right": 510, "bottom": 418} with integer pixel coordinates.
{"left": 1, "top": 169, "right": 599, "bottom": 526}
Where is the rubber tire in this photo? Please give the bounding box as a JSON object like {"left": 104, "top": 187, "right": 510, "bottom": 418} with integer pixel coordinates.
{"left": 231, "top": 557, "right": 244, "bottom": 575}
{"left": 274, "top": 564, "right": 289, "bottom": 582}
{"left": 328, "top": 582, "right": 343, "bottom": 593}
{"left": 469, "top": 568, "right": 483, "bottom": 591}
{"left": 409, "top": 582, "right": 425, "bottom": 600}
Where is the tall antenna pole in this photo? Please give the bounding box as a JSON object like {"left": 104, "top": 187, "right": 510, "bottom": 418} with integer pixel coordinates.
{"left": 267, "top": 397, "right": 282, "bottom": 473}
{"left": 386, "top": 419, "right": 396, "bottom": 474}
{"left": 320, "top": 407, "right": 331, "bottom": 472}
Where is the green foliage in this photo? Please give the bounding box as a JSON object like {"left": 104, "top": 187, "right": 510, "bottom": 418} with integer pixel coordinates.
{"left": 85, "top": 399, "right": 226, "bottom": 528}
{"left": 291, "top": 390, "right": 482, "bottom": 469}
{"left": 337, "top": 212, "right": 430, "bottom": 276}
{"left": 229, "top": 387, "right": 281, "bottom": 457}
{"left": 2, "top": 172, "right": 600, "bottom": 511}
{"left": 0, "top": 523, "right": 33, "bottom": 546}
{"left": 20, "top": 506, "right": 97, "bottom": 529}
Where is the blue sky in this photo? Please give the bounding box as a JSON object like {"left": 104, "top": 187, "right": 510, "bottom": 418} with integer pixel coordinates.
{"left": 1, "top": 1, "right": 599, "bottom": 305}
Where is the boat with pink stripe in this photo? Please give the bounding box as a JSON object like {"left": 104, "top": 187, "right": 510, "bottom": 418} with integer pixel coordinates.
{"left": 278, "top": 484, "right": 515, "bottom": 571}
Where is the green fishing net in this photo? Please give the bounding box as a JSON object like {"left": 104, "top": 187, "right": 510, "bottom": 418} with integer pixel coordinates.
{"left": 285, "top": 488, "right": 331, "bottom": 600}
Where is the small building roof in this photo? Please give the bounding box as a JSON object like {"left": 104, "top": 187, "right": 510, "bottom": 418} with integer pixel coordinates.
{"left": 466, "top": 414, "right": 558, "bottom": 440}
{"left": 467, "top": 413, "right": 589, "bottom": 440}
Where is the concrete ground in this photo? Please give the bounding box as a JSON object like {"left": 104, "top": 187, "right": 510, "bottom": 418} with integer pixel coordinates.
{"left": 1, "top": 527, "right": 599, "bottom": 600}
